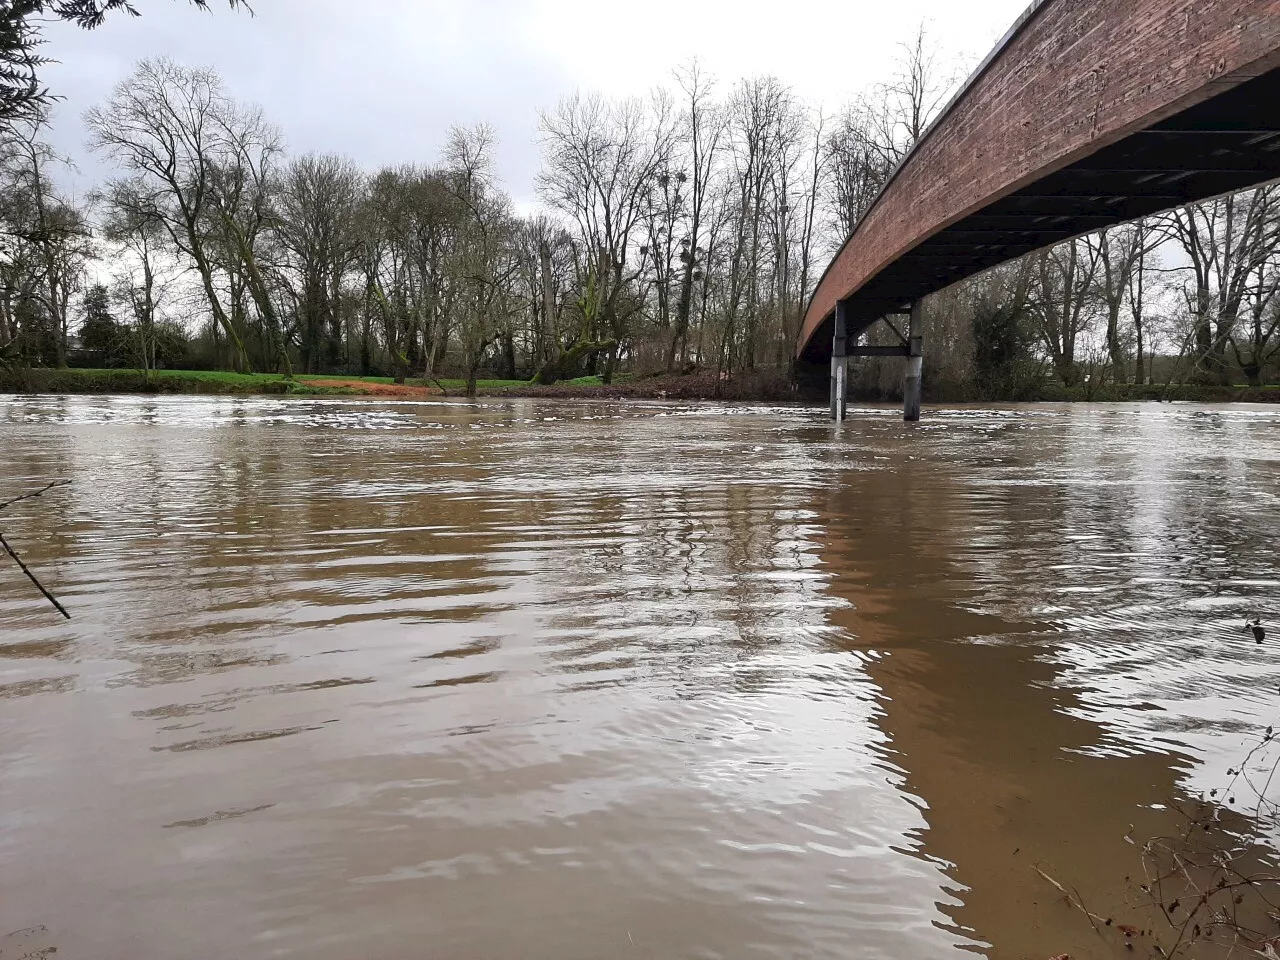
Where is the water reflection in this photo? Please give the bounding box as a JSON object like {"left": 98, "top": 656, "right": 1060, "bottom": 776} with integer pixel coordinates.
{"left": 1, "top": 396, "right": 1277, "bottom": 959}
{"left": 815, "top": 403, "right": 1280, "bottom": 958}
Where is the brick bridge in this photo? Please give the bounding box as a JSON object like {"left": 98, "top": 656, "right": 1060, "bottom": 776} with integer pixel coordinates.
{"left": 801, "top": 0, "right": 1280, "bottom": 420}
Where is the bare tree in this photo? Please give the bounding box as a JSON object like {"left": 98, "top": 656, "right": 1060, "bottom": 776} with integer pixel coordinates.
{"left": 1090, "top": 219, "right": 1164, "bottom": 381}
{"left": 724, "top": 76, "right": 784, "bottom": 371}
{"left": 868, "top": 23, "right": 956, "bottom": 166}
{"left": 825, "top": 98, "right": 891, "bottom": 238}
{"left": 97, "top": 177, "right": 171, "bottom": 378}
{"left": 361, "top": 166, "right": 420, "bottom": 382}
{"left": 514, "top": 214, "right": 573, "bottom": 379}
{"left": 1231, "top": 225, "right": 1280, "bottom": 386}
{"left": 1029, "top": 238, "right": 1103, "bottom": 386}
{"left": 1125, "top": 219, "right": 1166, "bottom": 385}
{"left": 1164, "top": 188, "right": 1280, "bottom": 384}
{"left": 87, "top": 58, "right": 266, "bottom": 371}
{"left": 205, "top": 101, "right": 288, "bottom": 373}
{"left": 537, "top": 90, "right": 675, "bottom": 382}
{"left": 273, "top": 153, "right": 364, "bottom": 373}
{"left": 0, "top": 112, "right": 91, "bottom": 367}
{"left": 786, "top": 110, "right": 827, "bottom": 367}
{"left": 665, "top": 61, "right": 725, "bottom": 372}
{"left": 442, "top": 124, "right": 519, "bottom": 397}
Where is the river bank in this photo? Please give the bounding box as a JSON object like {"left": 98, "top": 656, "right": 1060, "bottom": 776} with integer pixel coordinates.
{"left": 0, "top": 367, "right": 803, "bottom": 402}
{"left": 2, "top": 365, "right": 1278, "bottom": 404}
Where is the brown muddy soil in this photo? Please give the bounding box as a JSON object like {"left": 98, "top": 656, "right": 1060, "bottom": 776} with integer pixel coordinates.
{"left": 301, "top": 373, "right": 803, "bottom": 403}
{"left": 297, "top": 377, "right": 443, "bottom": 398}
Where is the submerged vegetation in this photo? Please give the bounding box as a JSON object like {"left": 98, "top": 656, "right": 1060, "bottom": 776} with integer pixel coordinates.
{"left": 1039, "top": 721, "right": 1280, "bottom": 959}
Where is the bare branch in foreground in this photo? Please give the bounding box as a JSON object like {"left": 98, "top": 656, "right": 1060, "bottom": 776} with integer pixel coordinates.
{"left": 0, "top": 479, "right": 71, "bottom": 619}
{"left": 0, "top": 478, "right": 71, "bottom": 512}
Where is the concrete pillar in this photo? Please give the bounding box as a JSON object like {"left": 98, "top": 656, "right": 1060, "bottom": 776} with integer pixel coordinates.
{"left": 831, "top": 300, "right": 850, "bottom": 422}
{"left": 903, "top": 301, "right": 924, "bottom": 422}
{"left": 834, "top": 357, "right": 849, "bottom": 421}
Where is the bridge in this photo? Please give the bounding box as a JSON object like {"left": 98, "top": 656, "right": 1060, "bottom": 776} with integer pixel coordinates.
{"left": 801, "top": 0, "right": 1280, "bottom": 420}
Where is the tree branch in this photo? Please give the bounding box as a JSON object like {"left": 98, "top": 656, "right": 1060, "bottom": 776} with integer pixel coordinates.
{"left": 0, "top": 479, "right": 71, "bottom": 619}
{"left": 0, "top": 477, "right": 69, "bottom": 512}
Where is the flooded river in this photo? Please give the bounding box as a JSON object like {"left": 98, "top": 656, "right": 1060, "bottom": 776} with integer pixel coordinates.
{"left": 2, "top": 396, "right": 1279, "bottom": 960}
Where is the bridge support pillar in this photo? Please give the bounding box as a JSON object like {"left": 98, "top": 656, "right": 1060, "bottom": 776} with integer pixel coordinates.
{"left": 830, "top": 300, "right": 850, "bottom": 422}
{"left": 903, "top": 301, "right": 924, "bottom": 422}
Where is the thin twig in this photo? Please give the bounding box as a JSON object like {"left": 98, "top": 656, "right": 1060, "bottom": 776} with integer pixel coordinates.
{"left": 0, "top": 478, "right": 70, "bottom": 512}
{"left": 1035, "top": 863, "right": 1108, "bottom": 935}
{"left": 0, "top": 530, "right": 69, "bottom": 619}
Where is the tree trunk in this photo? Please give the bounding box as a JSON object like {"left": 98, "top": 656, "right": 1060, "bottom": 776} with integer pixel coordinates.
{"left": 1105, "top": 299, "right": 1125, "bottom": 379}
{"left": 531, "top": 338, "right": 615, "bottom": 385}
{"left": 1134, "top": 321, "right": 1145, "bottom": 385}
{"left": 669, "top": 258, "right": 695, "bottom": 373}
{"left": 539, "top": 240, "right": 555, "bottom": 371}
{"left": 465, "top": 355, "right": 480, "bottom": 398}
{"left": 230, "top": 221, "right": 293, "bottom": 378}
{"left": 602, "top": 343, "right": 618, "bottom": 385}
{"left": 502, "top": 333, "right": 517, "bottom": 380}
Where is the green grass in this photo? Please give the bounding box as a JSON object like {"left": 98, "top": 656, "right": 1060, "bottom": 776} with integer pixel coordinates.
{"left": 0, "top": 367, "right": 617, "bottom": 397}
{"left": 274, "top": 373, "right": 608, "bottom": 389}
{"left": 7, "top": 367, "right": 1276, "bottom": 403}
{"left": 0, "top": 366, "right": 361, "bottom": 397}
{"left": 78, "top": 367, "right": 288, "bottom": 385}
{"left": 0, "top": 367, "right": 288, "bottom": 396}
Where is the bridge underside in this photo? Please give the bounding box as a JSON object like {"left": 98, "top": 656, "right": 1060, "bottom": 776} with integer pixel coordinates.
{"left": 800, "top": 65, "right": 1280, "bottom": 365}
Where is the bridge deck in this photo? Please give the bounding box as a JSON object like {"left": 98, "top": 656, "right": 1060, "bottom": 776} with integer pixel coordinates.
{"left": 799, "top": 0, "right": 1280, "bottom": 364}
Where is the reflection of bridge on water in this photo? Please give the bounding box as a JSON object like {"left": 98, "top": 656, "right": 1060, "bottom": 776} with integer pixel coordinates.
{"left": 801, "top": 0, "right": 1280, "bottom": 421}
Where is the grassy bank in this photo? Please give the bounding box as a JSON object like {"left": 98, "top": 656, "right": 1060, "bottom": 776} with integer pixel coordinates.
{"left": 0, "top": 367, "right": 602, "bottom": 398}
{"left": 0, "top": 366, "right": 754, "bottom": 401}
{"left": 3, "top": 366, "right": 1278, "bottom": 404}
{"left": 1, "top": 367, "right": 321, "bottom": 396}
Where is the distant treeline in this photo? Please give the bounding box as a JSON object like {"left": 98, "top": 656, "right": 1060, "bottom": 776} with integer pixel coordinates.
{"left": 1, "top": 32, "right": 1277, "bottom": 398}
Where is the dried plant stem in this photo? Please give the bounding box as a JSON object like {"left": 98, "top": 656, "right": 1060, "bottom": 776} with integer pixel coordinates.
{"left": 1035, "top": 863, "right": 1109, "bottom": 935}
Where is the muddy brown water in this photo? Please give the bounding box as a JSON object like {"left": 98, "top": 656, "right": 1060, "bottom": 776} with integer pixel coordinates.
{"left": 2, "top": 396, "right": 1279, "bottom": 960}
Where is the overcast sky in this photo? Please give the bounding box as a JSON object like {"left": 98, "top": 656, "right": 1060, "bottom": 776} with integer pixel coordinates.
{"left": 40, "top": 0, "right": 1031, "bottom": 206}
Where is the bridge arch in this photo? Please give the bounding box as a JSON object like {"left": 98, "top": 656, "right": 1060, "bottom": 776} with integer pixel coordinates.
{"left": 800, "top": 0, "right": 1280, "bottom": 395}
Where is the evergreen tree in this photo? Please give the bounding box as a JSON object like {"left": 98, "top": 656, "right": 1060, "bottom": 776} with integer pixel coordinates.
{"left": 78, "top": 283, "right": 120, "bottom": 365}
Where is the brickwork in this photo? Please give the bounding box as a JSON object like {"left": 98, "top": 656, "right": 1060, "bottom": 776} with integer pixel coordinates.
{"left": 800, "top": 0, "right": 1280, "bottom": 357}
